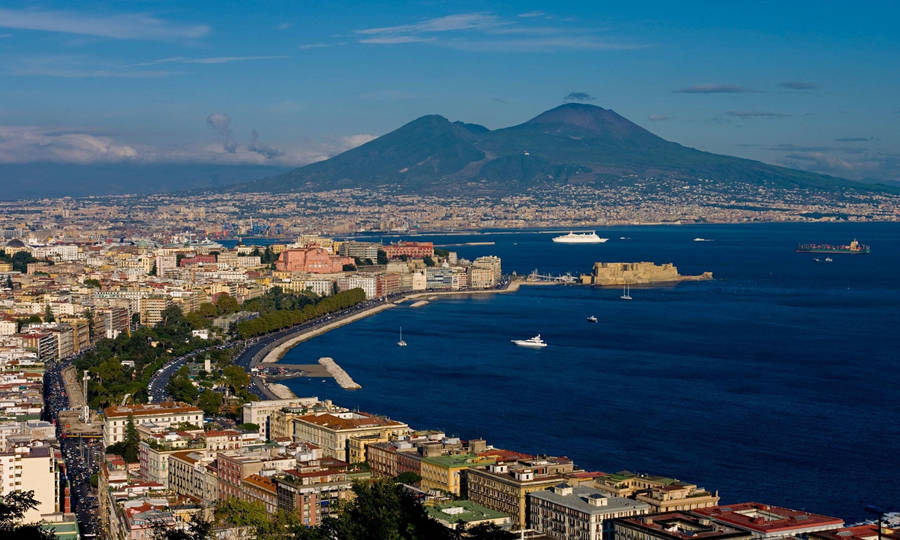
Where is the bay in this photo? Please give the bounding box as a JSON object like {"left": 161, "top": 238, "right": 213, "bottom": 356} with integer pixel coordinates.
{"left": 281, "top": 223, "right": 900, "bottom": 522}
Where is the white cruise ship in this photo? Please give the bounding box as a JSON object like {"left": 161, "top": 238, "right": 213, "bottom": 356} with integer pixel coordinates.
{"left": 552, "top": 231, "right": 608, "bottom": 244}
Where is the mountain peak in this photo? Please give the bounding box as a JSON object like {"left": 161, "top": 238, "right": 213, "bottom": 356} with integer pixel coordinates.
{"left": 525, "top": 103, "right": 643, "bottom": 134}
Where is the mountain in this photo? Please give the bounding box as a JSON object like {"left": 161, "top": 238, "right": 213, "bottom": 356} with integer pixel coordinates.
{"left": 237, "top": 103, "right": 888, "bottom": 195}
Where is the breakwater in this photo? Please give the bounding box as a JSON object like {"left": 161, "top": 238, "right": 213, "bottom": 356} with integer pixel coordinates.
{"left": 318, "top": 357, "right": 361, "bottom": 390}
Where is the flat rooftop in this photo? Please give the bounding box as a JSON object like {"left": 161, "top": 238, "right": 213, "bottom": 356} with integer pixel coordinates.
{"left": 529, "top": 485, "right": 650, "bottom": 516}
{"left": 694, "top": 503, "right": 843, "bottom": 534}
{"left": 426, "top": 500, "right": 509, "bottom": 525}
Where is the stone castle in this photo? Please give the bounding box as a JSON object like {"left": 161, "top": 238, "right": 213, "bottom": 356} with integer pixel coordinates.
{"left": 581, "top": 261, "right": 713, "bottom": 286}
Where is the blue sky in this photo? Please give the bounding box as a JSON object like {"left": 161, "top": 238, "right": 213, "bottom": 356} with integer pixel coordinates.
{"left": 1, "top": 0, "right": 898, "bottom": 181}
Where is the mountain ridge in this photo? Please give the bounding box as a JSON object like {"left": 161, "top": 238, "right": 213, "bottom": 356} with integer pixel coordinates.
{"left": 236, "top": 104, "right": 893, "bottom": 195}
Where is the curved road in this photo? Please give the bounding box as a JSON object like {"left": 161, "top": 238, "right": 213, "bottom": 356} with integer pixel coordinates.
{"left": 148, "top": 296, "right": 397, "bottom": 402}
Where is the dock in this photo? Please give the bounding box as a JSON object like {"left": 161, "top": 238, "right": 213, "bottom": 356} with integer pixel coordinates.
{"left": 410, "top": 300, "right": 429, "bottom": 308}
{"left": 319, "top": 357, "right": 361, "bottom": 390}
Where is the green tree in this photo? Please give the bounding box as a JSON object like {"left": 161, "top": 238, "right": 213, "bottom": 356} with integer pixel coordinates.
{"left": 423, "top": 256, "right": 436, "bottom": 267}
{"left": 153, "top": 513, "right": 211, "bottom": 540}
{"left": 122, "top": 415, "right": 140, "bottom": 462}
{"left": 196, "top": 303, "right": 218, "bottom": 318}
{"left": 215, "top": 294, "right": 239, "bottom": 315}
{"left": 394, "top": 471, "right": 422, "bottom": 485}
{"left": 5, "top": 276, "right": 13, "bottom": 289}
{"left": 377, "top": 249, "right": 389, "bottom": 265}
{"left": 43, "top": 305, "right": 55, "bottom": 323}
{"left": 84, "top": 309, "right": 95, "bottom": 341}
{"left": 222, "top": 365, "right": 250, "bottom": 394}
{"left": 465, "top": 523, "right": 516, "bottom": 539}
{"left": 0, "top": 490, "right": 54, "bottom": 539}
{"left": 321, "top": 479, "right": 451, "bottom": 540}
{"left": 198, "top": 390, "right": 223, "bottom": 416}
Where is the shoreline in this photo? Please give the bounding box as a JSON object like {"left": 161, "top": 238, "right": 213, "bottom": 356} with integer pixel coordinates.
{"left": 254, "top": 280, "right": 557, "bottom": 398}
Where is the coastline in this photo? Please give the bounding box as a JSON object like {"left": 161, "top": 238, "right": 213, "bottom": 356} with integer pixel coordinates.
{"left": 253, "top": 279, "right": 556, "bottom": 398}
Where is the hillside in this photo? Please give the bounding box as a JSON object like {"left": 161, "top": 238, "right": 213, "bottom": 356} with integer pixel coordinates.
{"left": 236, "top": 103, "right": 885, "bottom": 195}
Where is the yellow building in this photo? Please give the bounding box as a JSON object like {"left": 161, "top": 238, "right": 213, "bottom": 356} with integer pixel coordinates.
{"left": 594, "top": 471, "right": 719, "bottom": 512}
{"left": 420, "top": 454, "right": 495, "bottom": 496}
{"left": 292, "top": 412, "right": 408, "bottom": 463}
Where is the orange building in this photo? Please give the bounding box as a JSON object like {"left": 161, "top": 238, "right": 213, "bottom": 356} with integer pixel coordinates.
{"left": 383, "top": 241, "right": 434, "bottom": 260}
{"left": 274, "top": 247, "right": 353, "bottom": 273}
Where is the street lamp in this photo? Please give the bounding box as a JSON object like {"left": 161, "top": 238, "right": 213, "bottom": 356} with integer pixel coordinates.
{"left": 865, "top": 505, "right": 887, "bottom": 540}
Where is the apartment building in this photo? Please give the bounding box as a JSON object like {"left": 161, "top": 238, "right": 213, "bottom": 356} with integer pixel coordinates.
{"left": 292, "top": 411, "right": 409, "bottom": 463}
{"left": 103, "top": 402, "right": 203, "bottom": 446}
{"left": 612, "top": 512, "right": 753, "bottom": 540}
{"left": 528, "top": 483, "right": 651, "bottom": 540}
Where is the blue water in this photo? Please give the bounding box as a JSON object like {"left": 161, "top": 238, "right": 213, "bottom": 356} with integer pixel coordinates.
{"left": 282, "top": 223, "right": 900, "bottom": 522}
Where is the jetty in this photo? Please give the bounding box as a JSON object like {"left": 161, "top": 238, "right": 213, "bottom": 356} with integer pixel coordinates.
{"left": 318, "top": 357, "right": 361, "bottom": 390}
{"left": 410, "top": 300, "right": 429, "bottom": 308}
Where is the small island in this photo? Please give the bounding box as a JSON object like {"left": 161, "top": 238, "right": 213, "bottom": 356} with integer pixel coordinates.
{"left": 580, "top": 261, "right": 713, "bottom": 286}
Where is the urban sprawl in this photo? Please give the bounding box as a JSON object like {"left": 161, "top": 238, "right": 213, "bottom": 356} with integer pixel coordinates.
{"left": 0, "top": 201, "right": 896, "bottom": 540}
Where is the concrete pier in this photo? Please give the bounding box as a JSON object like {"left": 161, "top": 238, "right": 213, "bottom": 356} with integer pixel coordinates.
{"left": 319, "top": 357, "right": 361, "bottom": 390}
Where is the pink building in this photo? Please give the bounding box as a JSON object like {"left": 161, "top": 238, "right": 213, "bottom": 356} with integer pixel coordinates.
{"left": 275, "top": 247, "right": 353, "bottom": 273}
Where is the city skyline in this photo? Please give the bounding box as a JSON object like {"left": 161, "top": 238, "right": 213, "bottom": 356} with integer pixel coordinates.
{"left": 1, "top": 1, "right": 899, "bottom": 184}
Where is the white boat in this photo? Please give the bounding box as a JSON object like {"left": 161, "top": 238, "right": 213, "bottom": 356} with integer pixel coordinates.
{"left": 693, "top": 237, "right": 712, "bottom": 242}
{"left": 825, "top": 257, "right": 833, "bottom": 263}
{"left": 397, "top": 327, "right": 407, "bottom": 347}
{"left": 511, "top": 334, "right": 547, "bottom": 348}
{"left": 552, "top": 231, "right": 608, "bottom": 244}
{"left": 586, "top": 315, "right": 598, "bottom": 323}
{"left": 621, "top": 283, "right": 632, "bottom": 300}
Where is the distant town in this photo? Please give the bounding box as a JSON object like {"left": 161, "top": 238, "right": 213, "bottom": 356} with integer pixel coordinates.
{"left": 1, "top": 182, "right": 898, "bottom": 244}
{"left": 0, "top": 222, "right": 897, "bottom": 539}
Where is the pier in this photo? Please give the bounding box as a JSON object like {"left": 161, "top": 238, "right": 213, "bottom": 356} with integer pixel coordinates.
{"left": 526, "top": 269, "right": 579, "bottom": 283}
{"left": 318, "top": 357, "right": 361, "bottom": 390}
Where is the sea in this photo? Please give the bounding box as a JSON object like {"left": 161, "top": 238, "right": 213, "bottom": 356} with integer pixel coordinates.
{"left": 279, "top": 223, "right": 899, "bottom": 522}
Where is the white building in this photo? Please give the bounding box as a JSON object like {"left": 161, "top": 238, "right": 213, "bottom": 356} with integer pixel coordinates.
{"left": 241, "top": 398, "right": 320, "bottom": 441}
{"left": 529, "top": 484, "right": 650, "bottom": 540}
{"left": 103, "top": 402, "right": 203, "bottom": 446}
{"left": 0, "top": 443, "right": 59, "bottom": 521}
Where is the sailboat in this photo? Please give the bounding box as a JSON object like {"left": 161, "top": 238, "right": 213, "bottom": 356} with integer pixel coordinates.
{"left": 620, "top": 282, "right": 632, "bottom": 301}
{"left": 397, "top": 327, "right": 407, "bottom": 347}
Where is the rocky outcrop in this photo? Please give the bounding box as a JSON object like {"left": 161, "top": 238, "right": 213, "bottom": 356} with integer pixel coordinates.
{"left": 581, "top": 261, "right": 712, "bottom": 286}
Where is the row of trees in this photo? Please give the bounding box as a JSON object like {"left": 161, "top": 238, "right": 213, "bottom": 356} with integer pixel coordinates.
{"left": 236, "top": 288, "right": 366, "bottom": 339}
{"left": 75, "top": 305, "right": 213, "bottom": 408}
{"left": 156, "top": 479, "right": 514, "bottom": 540}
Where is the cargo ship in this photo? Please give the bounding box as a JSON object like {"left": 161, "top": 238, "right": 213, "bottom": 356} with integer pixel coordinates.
{"left": 796, "top": 239, "right": 870, "bottom": 254}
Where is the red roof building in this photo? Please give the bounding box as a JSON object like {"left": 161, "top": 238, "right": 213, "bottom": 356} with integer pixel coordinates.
{"left": 694, "top": 503, "right": 843, "bottom": 538}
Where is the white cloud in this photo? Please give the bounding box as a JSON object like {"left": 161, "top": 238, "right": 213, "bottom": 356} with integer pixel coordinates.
{"left": 354, "top": 12, "right": 643, "bottom": 52}
{"left": 340, "top": 134, "right": 376, "bottom": 149}
{"left": 276, "top": 22, "right": 293, "bottom": 31}
{"left": 0, "top": 125, "right": 380, "bottom": 167}
{"left": 4, "top": 55, "right": 180, "bottom": 78}
{"left": 357, "top": 13, "right": 503, "bottom": 36}
{"left": 0, "top": 126, "right": 138, "bottom": 164}
{"left": 359, "top": 36, "right": 435, "bottom": 45}
{"left": 299, "top": 42, "right": 333, "bottom": 50}
{"left": 0, "top": 8, "right": 209, "bottom": 40}
{"left": 0, "top": 33, "right": 11, "bottom": 39}
{"left": 134, "top": 55, "right": 289, "bottom": 67}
